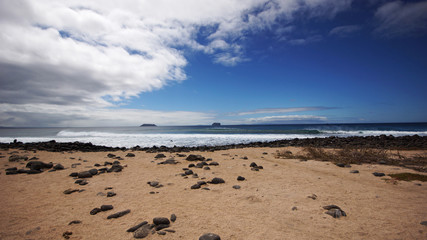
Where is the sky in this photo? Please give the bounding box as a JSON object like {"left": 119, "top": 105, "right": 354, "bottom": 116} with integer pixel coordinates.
{"left": 0, "top": 0, "right": 426, "bottom": 127}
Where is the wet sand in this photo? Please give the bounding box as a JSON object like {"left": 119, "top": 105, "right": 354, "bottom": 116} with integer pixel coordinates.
{"left": 0, "top": 147, "right": 426, "bottom": 239}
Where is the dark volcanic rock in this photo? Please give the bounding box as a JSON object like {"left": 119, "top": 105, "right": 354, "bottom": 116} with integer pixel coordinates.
{"left": 191, "top": 183, "right": 201, "bottom": 189}
{"left": 68, "top": 220, "right": 82, "bottom": 225}
{"left": 350, "top": 170, "right": 359, "bottom": 174}
{"left": 153, "top": 217, "right": 170, "bottom": 225}
{"left": 63, "top": 189, "right": 79, "bottom": 194}
{"left": 127, "top": 221, "right": 148, "bottom": 232}
{"left": 158, "top": 159, "right": 179, "bottom": 165}
{"left": 237, "top": 176, "right": 245, "bottom": 181}
{"left": 420, "top": 221, "right": 427, "bottom": 226}
{"left": 335, "top": 163, "right": 346, "bottom": 168}
{"left": 170, "top": 214, "right": 177, "bottom": 222}
{"left": 69, "top": 172, "right": 78, "bottom": 177}
{"left": 155, "top": 224, "right": 170, "bottom": 231}
{"left": 249, "top": 162, "right": 258, "bottom": 168}
{"left": 126, "top": 153, "right": 135, "bottom": 157}
{"left": 26, "top": 161, "right": 52, "bottom": 170}
{"left": 232, "top": 185, "right": 241, "bottom": 189}
{"left": 372, "top": 172, "right": 385, "bottom": 177}
{"left": 155, "top": 154, "right": 166, "bottom": 159}
{"left": 209, "top": 177, "right": 225, "bottom": 184}
{"left": 157, "top": 231, "right": 166, "bottom": 235}
{"left": 78, "top": 171, "right": 93, "bottom": 178}
{"left": 107, "top": 153, "right": 116, "bottom": 158}
{"left": 323, "top": 205, "right": 347, "bottom": 218}
{"left": 6, "top": 167, "right": 17, "bottom": 171}
{"left": 9, "top": 155, "right": 28, "bottom": 162}
{"left": 209, "top": 162, "right": 219, "bottom": 166}
{"left": 53, "top": 164, "right": 64, "bottom": 170}
{"left": 199, "top": 233, "right": 221, "bottom": 240}
{"left": 134, "top": 224, "right": 151, "bottom": 238}
{"left": 107, "top": 209, "right": 131, "bottom": 219}
{"left": 100, "top": 205, "right": 114, "bottom": 211}
{"left": 90, "top": 208, "right": 102, "bottom": 215}
{"left": 107, "top": 191, "right": 116, "bottom": 197}
{"left": 148, "top": 181, "right": 159, "bottom": 187}
{"left": 185, "top": 170, "right": 194, "bottom": 175}
{"left": 88, "top": 169, "right": 98, "bottom": 175}
{"left": 186, "top": 154, "right": 205, "bottom": 161}
{"left": 27, "top": 169, "right": 42, "bottom": 174}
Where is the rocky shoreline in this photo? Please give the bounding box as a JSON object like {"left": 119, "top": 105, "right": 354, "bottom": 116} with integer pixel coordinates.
{"left": 0, "top": 135, "right": 426, "bottom": 152}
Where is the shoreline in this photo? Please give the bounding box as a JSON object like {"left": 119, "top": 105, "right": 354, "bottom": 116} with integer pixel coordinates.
{"left": 1, "top": 135, "right": 427, "bottom": 153}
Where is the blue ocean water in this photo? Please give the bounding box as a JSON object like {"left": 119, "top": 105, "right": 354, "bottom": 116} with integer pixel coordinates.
{"left": 0, "top": 123, "right": 426, "bottom": 148}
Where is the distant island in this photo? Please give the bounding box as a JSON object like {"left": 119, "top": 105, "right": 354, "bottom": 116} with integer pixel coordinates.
{"left": 140, "top": 124, "right": 157, "bottom": 127}
{"left": 212, "top": 122, "right": 221, "bottom": 127}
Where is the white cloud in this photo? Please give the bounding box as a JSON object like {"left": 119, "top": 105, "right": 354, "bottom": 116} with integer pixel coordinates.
{"left": 0, "top": 103, "right": 214, "bottom": 127}
{"left": 0, "top": 0, "right": 353, "bottom": 126}
{"left": 246, "top": 115, "right": 327, "bottom": 124}
{"left": 329, "top": 25, "right": 362, "bottom": 37}
{"left": 374, "top": 0, "right": 427, "bottom": 37}
{"left": 234, "top": 107, "right": 333, "bottom": 116}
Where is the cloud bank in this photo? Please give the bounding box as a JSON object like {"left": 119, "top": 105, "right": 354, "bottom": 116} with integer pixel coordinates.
{"left": 0, "top": 0, "right": 357, "bottom": 126}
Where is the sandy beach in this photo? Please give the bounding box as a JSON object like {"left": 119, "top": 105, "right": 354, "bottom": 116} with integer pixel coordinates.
{"left": 1, "top": 146, "right": 426, "bottom": 240}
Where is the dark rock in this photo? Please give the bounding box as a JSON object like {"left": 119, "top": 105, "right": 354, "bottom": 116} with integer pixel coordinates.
{"left": 292, "top": 206, "right": 298, "bottom": 211}
{"left": 186, "top": 154, "right": 205, "bottom": 161}
{"left": 100, "top": 205, "right": 114, "bottom": 211}
{"left": 323, "top": 205, "right": 346, "bottom": 218}
{"left": 94, "top": 163, "right": 101, "bottom": 167}
{"left": 107, "top": 153, "right": 116, "bottom": 158}
{"left": 336, "top": 163, "right": 345, "bottom": 168}
{"left": 53, "top": 164, "right": 64, "bottom": 170}
{"left": 209, "top": 162, "right": 219, "bottom": 166}
{"left": 164, "top": 229, "right": 176, "bottom": 233}
{"left": 420, "top": 221, "right": 427, "bottom": 226}
{"left": 6, "top": 167, "right": 17, "bottom": 171}
{"left": 26, "top": 161, "right": 52, "bottom": 170}
{"left": 78, "top": 171, "right": 93, "bottom": 178}
{"left": 9, "top": 155, "right": 28, "bottom": 162}
{"left": 69, "top": 172, "right": 78, "bottom": 177}
{"left": 148, "top": 181, "right": 159, "bottom": 187}
{"left": 251, "top": 167, "right": 259, "bottom": 171}
{"left": 204, "top": 166, "right": 210, "bottom": 170}
{"left": 17, "top": 169, "right": 28, "bottom": 173}
{"left": 88, "top": 169, "right": 98, "bottom": 175}
{"left": 153, "top": 217, "right": 170, "bottom": 225}
{"left": 134, "top": 224, "right": 151, "bottom": 238}
{"left": 249, "top": 162, "right": 258, "bottom": 168}
{"left": 209, "top": 177, "right": 225, "bottom": 184}
{"left": 188, "top": 163, "right": 195, "bottom": 168}
{"left": 6, "top": 171, "right": 18, "bottom": 175}
{"left": 307, "top": 194, "right": 317, "bottom": 200}
{"left": 126, "top": 153, "right": 135, "bottom": 157}
{"left": 155, "top": 154, "right": 166, "bottom": 159}
{"left": 350, "top": 170, "right": 359, "bottom": 173}
{"left": 62, "top": 231, "right": 72, "bottom": 239}
{"left": 191, "top": 184, "right": 201, "bottom": 189}
{"left": 78, "top": 180, "right": 88, "bottom": 185}
{"left": 185, "top": 170, "right": 194, "bottom": 175}
{"left": 170, "top": 214, "right": 177, "bottom": 222}
{"left": 155, "top": 224, "right": 170, "bottom": 231}
{"left": 68, "top": 220, "right": 81, "bottom": 225}
{"left": 158, "top": 159, "right": 179, "bottom": 165}
{"left": 107, "top": 192, "right": 116, "bottom": 197}
{"left": 237, "top": 176, "right": 245, "bottom": 181}
{"left": 107, "top": 209, "right": 131, "bottom": 219}
{"left": 64, "top": 189, "right": 79, "bottom": 194}
{"left": 373, "top": 172, "right": 385, "bottom": 177}
{"left": 27, "top": 169, "right": 42, "bottom": 174}
{"left": 232, "top": 185, "right": 241, "bottom": 189}
{"left": 127, "top": 221, "right": 148, "bottom": 232}
{"left": 157, "top": 231, "right": 166, "bottom": 235}
{"left": 199, "top": 233, "right": 221, "bottom": 240}
{"left": 90, "top": 208, "right": 102, "bottom": 215}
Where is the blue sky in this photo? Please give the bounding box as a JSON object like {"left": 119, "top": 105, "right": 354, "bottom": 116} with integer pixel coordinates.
{"left": 0, "top": 0, "right": 426, "bottom": 126}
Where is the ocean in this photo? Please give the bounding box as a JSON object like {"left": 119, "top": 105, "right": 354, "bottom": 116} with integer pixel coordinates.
{"left": 0, "top": 123, "right": 426, "bottom": 148}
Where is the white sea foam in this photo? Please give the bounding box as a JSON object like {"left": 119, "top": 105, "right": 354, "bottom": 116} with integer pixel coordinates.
{"left": 1, "top": 129, "right": 425, "bottom": 148}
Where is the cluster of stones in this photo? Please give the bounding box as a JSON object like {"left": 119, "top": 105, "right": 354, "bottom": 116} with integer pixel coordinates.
{"left": 249, "top": 162, "right": 263, "bottom": 171}
{"left": 6, "top": 155, "right": 64, "bottom": 175}
{"left": 128, "top": 214, "right": 177, "bottom": 239}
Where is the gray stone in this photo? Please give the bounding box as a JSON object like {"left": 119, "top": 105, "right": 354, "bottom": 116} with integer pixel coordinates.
{"left": 372, "top": 172, "right": 385, "bottom": 177}
{"left": 100, "top": 205, "right": 114, "bottom": 211}
{"left": 78, "top": 171, "right": 93, "bottom": 178}
{"left": 127, "top": 221, "right": 148, "bottom": 232}
{"left": 134, "top": 225, "right": 150, "bottom": 238}
{"left": 170, "top": 214, "right": 177, "bottom": 222}
{"left": 199, "top": 233, "right": 221, "bottom": 240}
{"left": 232, "top": 185, "right": 241, "bottom": 189}
{"left": 209, "top": 177, "right": 225, "bottom": 184}
{"left": 107, "top": 209, "right": 131, "bottom": 219}
{"left": 350, "top": 170, "right": 359, "bottom": 173}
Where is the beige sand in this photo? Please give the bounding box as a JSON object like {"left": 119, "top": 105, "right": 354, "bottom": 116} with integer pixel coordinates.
{"left": 0, "top": 147, "right": 426, "bottom": 240}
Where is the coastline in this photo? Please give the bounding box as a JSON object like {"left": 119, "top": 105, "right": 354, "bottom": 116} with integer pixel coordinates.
{"left": 1, "top": 137, "right": 427, "bottom": 239}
